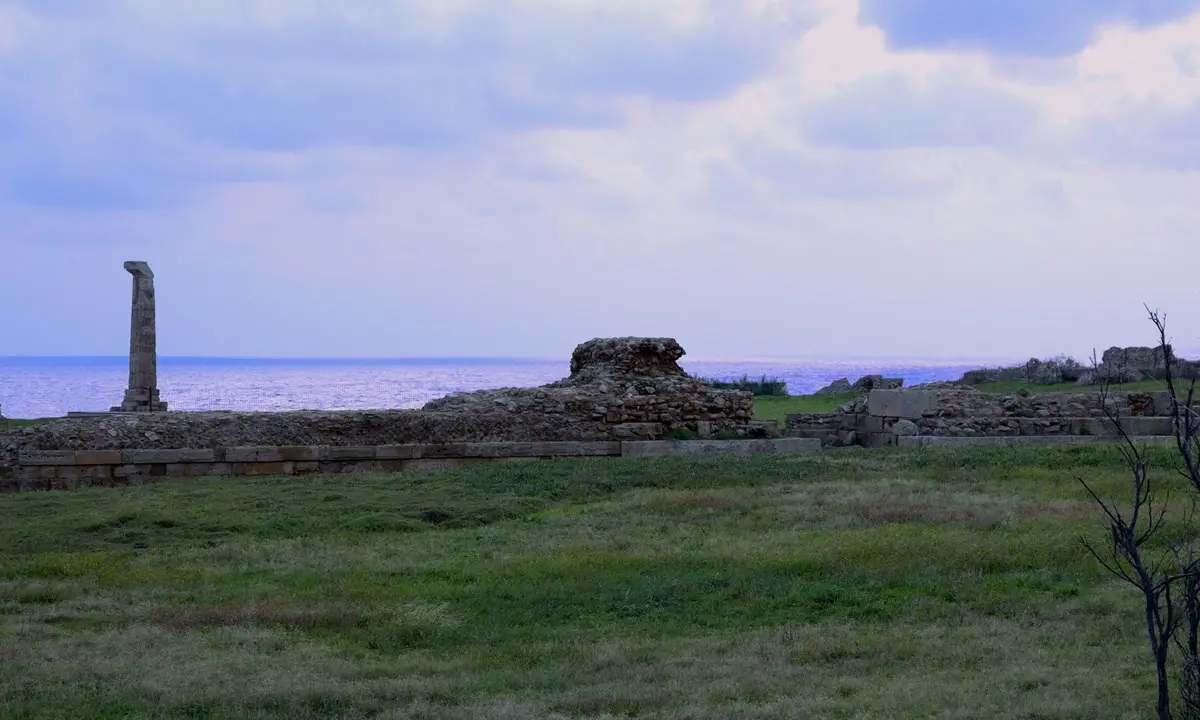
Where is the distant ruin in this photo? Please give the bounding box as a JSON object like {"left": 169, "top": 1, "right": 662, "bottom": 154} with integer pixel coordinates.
{"left": 786, "top": 383, "right": 1193, "bottom": 448}
{"left": 958, "top": 346, "right": 1199, "bottom": 387}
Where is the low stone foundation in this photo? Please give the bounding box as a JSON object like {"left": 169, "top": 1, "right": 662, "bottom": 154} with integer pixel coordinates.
{"left": 787, "top": 386, "right": 1197, "bottom": 448}
{"left": 2, "top": 437, "right": 820, "bottom": 493}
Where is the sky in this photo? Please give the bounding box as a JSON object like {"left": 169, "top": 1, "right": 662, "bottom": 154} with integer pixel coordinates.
{"left": 1, "top": 0, "right": 1199, "bottom": 361}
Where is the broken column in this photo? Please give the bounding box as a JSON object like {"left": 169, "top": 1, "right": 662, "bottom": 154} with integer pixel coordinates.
{"left": 112, "top": 261, "right": 167, "bottom": 412}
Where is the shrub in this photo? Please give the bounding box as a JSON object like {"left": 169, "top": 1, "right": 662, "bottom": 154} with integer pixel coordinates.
{"left": 699, "top": 374, "right": 789, "bottom": 397}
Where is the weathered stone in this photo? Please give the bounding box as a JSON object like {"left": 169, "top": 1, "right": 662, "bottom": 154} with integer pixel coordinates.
{"left": 892, "top": 419, "right": 919, "bottom": 437}
{"left": 815, "top": 378, "right": 853, "bottom": 395}
{"left": 868, "top": 390, "right": 933, "bottom": 419}
{"left": 121, "top": 449, "right": 182, "bottom": 464}
{"left": 620, "top": 438, "right": 819, "bottom": 457}
{"left": 74, "top": 450, "right": 123, "bottom": 465}
{"left": 321, "top": 446, "right": 376, "bottom": 461}
{"left": 225, "top": 447, "right": 284, "bottom": 463}
{"left": 232, "top": 461, "right": 293, "bottom": 476}
{"left": 19, "top": 450, "right": 77, "bottom": 466}
{"left": 112, "top": 261, "right": 168, "bottom": 413}
{"left": 277, "top": 446, "right": 319, "bottom": 462}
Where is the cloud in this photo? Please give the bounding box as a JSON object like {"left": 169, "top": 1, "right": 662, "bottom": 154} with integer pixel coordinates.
{"left": 0, "top": 0, "right": 808, "bottom": 210}
{"left": 858, "top": 0, "right": 1200, "bottom": 56}
{"left": 1069, "top": 98, "right": 1200, "bottom": 170}
{"left": 800, "top": 71, "right": 1040, "bottom": 149}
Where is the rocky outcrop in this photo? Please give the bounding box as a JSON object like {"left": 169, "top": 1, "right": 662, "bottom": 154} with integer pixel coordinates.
{"left": 814, "top": 374, "right": 903, "bottom": 395}
{"left": 0, "top": 337, "right": 754, "bottom": 460}
{"left": 426, "top": 336, "right": 753, "bottom": 432}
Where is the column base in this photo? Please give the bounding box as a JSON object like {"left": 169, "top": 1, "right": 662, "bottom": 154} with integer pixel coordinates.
{"left": 112, "top": 388, "right": 168, "bottom": 413}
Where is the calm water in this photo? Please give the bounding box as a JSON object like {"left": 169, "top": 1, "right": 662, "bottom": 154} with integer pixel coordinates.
{"left": 0, "top": 356, "right": 998, "bottom": 419}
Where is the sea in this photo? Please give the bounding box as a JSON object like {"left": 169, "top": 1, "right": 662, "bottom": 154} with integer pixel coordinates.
{"left": 0, "top": 356, "right": 1005, "bottom": 420}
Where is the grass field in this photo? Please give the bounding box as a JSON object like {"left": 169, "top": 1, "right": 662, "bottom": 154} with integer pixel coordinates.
{"left": 0, "top": 445, "right": 1186, "bottom": 718}
{"left": 0, "top": 417, "right": 55, "bottom": 430}
{"left": 751, "top": 393, "right": 857, "bottom": 422}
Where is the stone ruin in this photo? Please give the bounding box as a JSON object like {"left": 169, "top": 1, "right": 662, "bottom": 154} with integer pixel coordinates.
{"left": 425, "top": 337, "right": 752, "bottom": 435}
{"left": 960, "top": 346, "right": 1199, "bottom": 387}
{"left": 0, "top": 337, "right": 755, "bottom": 473}
{"left": 786, "top": 382, "right": 1198, "bottom": 448}
{"left": 113, "top": 261, "right": 167, "bottom": 412}
{"left": 814, "top": 374, "right": 903, "bottom": 395}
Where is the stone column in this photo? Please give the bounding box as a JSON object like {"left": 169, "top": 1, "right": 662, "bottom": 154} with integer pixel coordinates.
{"left": 112, "top": 261, "right": 168, "bottom": 412}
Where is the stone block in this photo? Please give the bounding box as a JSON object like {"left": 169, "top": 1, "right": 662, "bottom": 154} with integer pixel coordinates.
{"left": 74, "top": 450, "right": 123, "bottom": 465}
{"left": 696, "top": 421, "right": 714, "bottom": 439}
{"left": 225, "top": 447, "right": 283, "bottom": 463}
{"left": 375, "top": 444, "right": 422, "bottom": 460}
{"left": 178, "top": 449, "right": 217, "bottom": 463}
{"left": 121, "top": 449, "right": 182, "bottom": 464}
{"left": 321, "top": 446, "right": 376, "bottom": 461}
{"left": 1151, "top": 391, "right": 1176, "bottom": 416}
{"left": 113, "top": 464, "right": 153, "bottom": 478}
{"left": 293, "top": 461, "right": 321, "bottom": 475}
{"left": 864, "top": 433, "right": 894, "bottom": 448}
{"left": 19, "top": 450, "right": 77, "bottom": 466}
{"left": 515, "top": 441, "right": 620, "bottom": 457}
{"left": 612, "top": 422, "right": 665, "bottom": 440}
{"left": 867, "top": 390, "right": 933, "bottom": 419}
{"left": 859, "top": 415, "right": 885, "bottom": 434}
{"left": 620, "top": 438, "right": 819, "bottom": 458}
{"left": 277, "top": 446, "right": 319, "bottom": 462}
{"left": 337, "top": 460, "right": 383, "bottom": 473}
{"left": 1125, "top": 417, "right": 1175, "bottom": 436}
{"left": 232, "top": 461, "right": 294, "bottom": 477}
{"left": 420, "top": 443, "right": 492, "bottom": 458}
{"left": 784, "top": 429, "right": 829, "bottom": 440}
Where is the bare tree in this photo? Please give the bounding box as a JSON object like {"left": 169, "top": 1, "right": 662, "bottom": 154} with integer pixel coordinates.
{"left": 1078, "top": 307, "right": 1200, "bottom": 720}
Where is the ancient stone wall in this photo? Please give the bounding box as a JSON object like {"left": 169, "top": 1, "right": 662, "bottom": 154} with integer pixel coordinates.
{"left": 0, "top": 437, "right": 819, "bottom": 493}
{"left": 785, "top": 384, "right": 1195, "bottom": 447}
{"left": 853, "top": 385, "right": 1193, "bottom": 445}
{"left": 0, "top": 337, "right": 753, "bottom": 476}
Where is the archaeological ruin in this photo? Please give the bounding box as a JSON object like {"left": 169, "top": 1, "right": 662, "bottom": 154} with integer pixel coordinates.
{"left": 112, "top": 261, "right": 167, "bottom": 413}
{"left": 0, "top": 336, "right": 793, "bottom": 491}
{"left": 0, "top": 261, "right": 1191, "bottom": 493}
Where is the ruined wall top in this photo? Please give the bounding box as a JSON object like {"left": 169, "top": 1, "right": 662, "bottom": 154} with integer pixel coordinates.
{"left": 562, "top": 337, "right": 687, "bottom": 384}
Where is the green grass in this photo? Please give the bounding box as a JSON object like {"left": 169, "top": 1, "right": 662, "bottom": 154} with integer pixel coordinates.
{"left": 0, "top": 445, "right": 1189, "bottom": 718}
{"left": 0, "top": 417, "right": 56, "bottom": 430}
{"left": 753, "top": 394, "right": 856, "bottom": 422}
